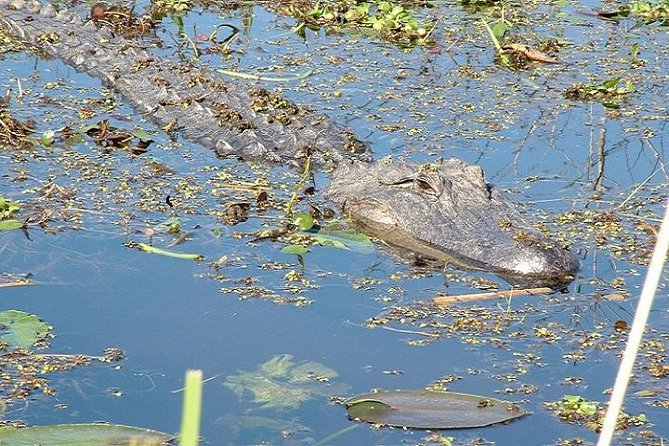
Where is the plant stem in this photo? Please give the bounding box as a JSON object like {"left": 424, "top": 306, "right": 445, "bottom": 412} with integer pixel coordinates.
{"left": 285, "top": 156, "right": 311, "bottom": 219}
{"left": 179, "top": 369, "right": 203, "bottom": 446}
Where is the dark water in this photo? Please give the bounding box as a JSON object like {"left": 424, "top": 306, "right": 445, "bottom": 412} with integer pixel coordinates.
{"left": 1, "top": 1, "right": 668, "bottom": 445}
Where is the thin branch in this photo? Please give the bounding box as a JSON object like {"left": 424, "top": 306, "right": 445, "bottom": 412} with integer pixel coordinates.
{"left": 433, "top": 287, "right": 552, "bottom": 306}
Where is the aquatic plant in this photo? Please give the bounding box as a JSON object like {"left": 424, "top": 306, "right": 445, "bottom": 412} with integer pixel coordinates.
{"left": 564, "top": 77, "right": 635, "bottom": 109}
{"left": 0, "top": 194, "right": 22, "bottom": 231}
{"left": 288, "top": 0, "right": 433, "bottom": 46}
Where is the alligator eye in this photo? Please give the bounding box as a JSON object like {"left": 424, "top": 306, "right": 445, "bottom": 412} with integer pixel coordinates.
{"left": 413, "top": 176, "right": 444, "bottom": 197}
{"left": 415, "top": 178, "right": 436, "bottom": 192}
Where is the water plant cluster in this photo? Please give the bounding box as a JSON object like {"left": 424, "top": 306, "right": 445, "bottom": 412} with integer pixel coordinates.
{"left": 285, "top": 0, "right": 433, "bottom": 46}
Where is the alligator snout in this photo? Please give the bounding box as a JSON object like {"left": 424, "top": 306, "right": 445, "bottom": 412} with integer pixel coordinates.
{"left": 492, "top": 241, "right": 580, "bottom": 288}
{"left": 325, "top": 159, "right": 579, "bottom": 288}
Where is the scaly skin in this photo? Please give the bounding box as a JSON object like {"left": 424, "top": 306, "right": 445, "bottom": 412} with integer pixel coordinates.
{"left": 0, "top": 0, "right": 579, "bottom": 286}
{"left": 0, "top": 0, "right": 371, "bottom": 170}
{"left": 326, "top": 159, "right": 579, "bottom": 287}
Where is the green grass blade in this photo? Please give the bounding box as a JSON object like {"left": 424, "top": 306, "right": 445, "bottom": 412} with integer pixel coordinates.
{"left": 179, "top": 370, "right": 203, "bottom": 446}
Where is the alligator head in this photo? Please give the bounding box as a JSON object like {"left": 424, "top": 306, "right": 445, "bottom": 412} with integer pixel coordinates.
{"left": 324, "top": 159, "right": 579, "bottom": 288}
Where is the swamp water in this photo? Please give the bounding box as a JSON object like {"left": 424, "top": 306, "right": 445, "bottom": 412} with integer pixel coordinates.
{"left": 1, "top": 0, "right": 668, "bottom": 444}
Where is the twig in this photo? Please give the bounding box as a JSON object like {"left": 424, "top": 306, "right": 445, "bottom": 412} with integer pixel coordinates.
{"left": 0, "top": 280, "right": 33, "bottom": 288}
{"left": 380, "top": 326, "right": 439, "bottom": 338}
{"left": 433, "top": 287, "right": 552, "bottom": 306}
{"left": 617, "top": 167, "right": 659, "bottom": 210}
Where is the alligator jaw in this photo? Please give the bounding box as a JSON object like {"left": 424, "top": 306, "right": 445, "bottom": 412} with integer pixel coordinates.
{"left": 325, "top": 159, "right": 579, "bottom": 288}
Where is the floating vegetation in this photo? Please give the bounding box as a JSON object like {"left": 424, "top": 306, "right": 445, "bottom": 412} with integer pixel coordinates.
{"left": 564, "top": 77, "right": 635, "bottom": 109}
{"left": 0, "top": 423, "right": 172, "bottom": 446}
{"left": 0, "top": 106, "right": 34, "bottom": 150}
{"left": 553, "top": 209, "right": 654, "bottom": 266}
{"left": 598, "top": 0, "right": 669, "bottom": 24}
{"left": 82, "top": 120, "right": 154, "bottom": 154}
{"left": 284, "top": 0, "right": 434, "bottom": 46}
{"left": 89, "top": 2, "right": 157, "bottom": 37}
{"left": 545, "top": 395, "right": 647, "bottom": 431}
{"left": 0, "top": 194, "right": 23, "bottom": 231}
{"left": 219, "top": 283, "right": 314, "bottom": 306}
{"left": 0, "top": 310, "right": 122, "bottom": 409}
{"left": 345, "top": 390, "right": 527, "bottom": 429}
{"left": 224, "top": 354, "right": 344, "bottom": 410}
{"left": 481, "top": 19, "right": 562, "bottom": 70}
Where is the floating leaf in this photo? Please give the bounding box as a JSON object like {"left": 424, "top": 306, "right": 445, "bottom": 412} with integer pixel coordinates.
{"left": 281, "top": 245, "right": 310, "bottom": 255}
{"left": 345, "top": 390, "right": 528, "bottom": 429}
{"left": 0, "top": 423, "right": 172, "bottom": 445}
{"left": 307, "top": 229, "right": 374, "bottom": 253}
{"left": 0, "top": 219, "right": 23, "bottom": 231}
{"left": 293, "top": 212, "right": 314, "bottom": 231}
{"left": 132, "top": 127, "right": 154, "bottom": 142}
{"left": 0, "top": 310, "right": 50, "bottom": 348}
{"left": 40, "top": 130, "right": 55, "bottom": 146}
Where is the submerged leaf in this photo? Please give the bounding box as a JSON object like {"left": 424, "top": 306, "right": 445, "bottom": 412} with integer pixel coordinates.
{"left": 288, "top": 360, "right": 338, "bottom": 384}
{"left": 0, "top": 310, "right": 50, "bottom": 348}
{"left": 345, "top": 390, "right": 528, "bottom": 429}
{"left": 0, "top": 423, "right": 172, "bottom": 445}
{"left": 260, "top": 354, "right": 295, "bottom": 377}
{"left": 224, "top": 354, "right": 344, "bottom": 410}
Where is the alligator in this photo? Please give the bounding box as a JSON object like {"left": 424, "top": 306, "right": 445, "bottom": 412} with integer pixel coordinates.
{"left": 0, "top": 0, "right": 579, "bottom": 287}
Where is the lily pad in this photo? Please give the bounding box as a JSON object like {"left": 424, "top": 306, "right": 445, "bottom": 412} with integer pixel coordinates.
{"left": 345, "top": 390, "right": 528, "bottom": 429}
{"left": 0, "top": 310, "right": 50, "bottom": 348}
{"left": 0, "top": 423, "right": 172, "bottom": 445}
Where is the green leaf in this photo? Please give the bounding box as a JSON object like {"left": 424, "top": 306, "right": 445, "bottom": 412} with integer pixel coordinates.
{"left": 391, "top": 5, "right": 404, "bottom": 16}
{"left": 563, "top": 395, "right": 581, "bottom": 403}
{"left": 378, "top": 1, "right": 392, "bottom": 13}
{"left": 345, "top": 390, "right": 528, "bottom": 429}
{"left": 132, "top": 127, "right": 154, "bottom": 142}
{"left": 0, "top": 423, "right": 172, "bottom": 445}
{"left": 292, "top": 212, "right": 314, "bottom": 231}
{"left": 281, "top": 245, "right": 310, "bottom": 255}
{"left": 39, "top": 130, "right": 55, "bottom": 146}
{"left": 0, "top": 219, "right": 23, "bottom": 231}
{"left": 0, "top": 310, "right": 50, "bottom": 348}
{"left": 490, "top": 22, "right": 507, "bottom": 44}
{"left": 600, "top": 77, "right": 622, "bottom": 89}
{"left": 306, "top": 229, "right": 374, "bottom": 253}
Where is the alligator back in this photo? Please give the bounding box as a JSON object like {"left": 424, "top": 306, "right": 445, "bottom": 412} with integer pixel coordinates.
{"left": 0, "top": 0, "right": 372, "bottom": 169}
